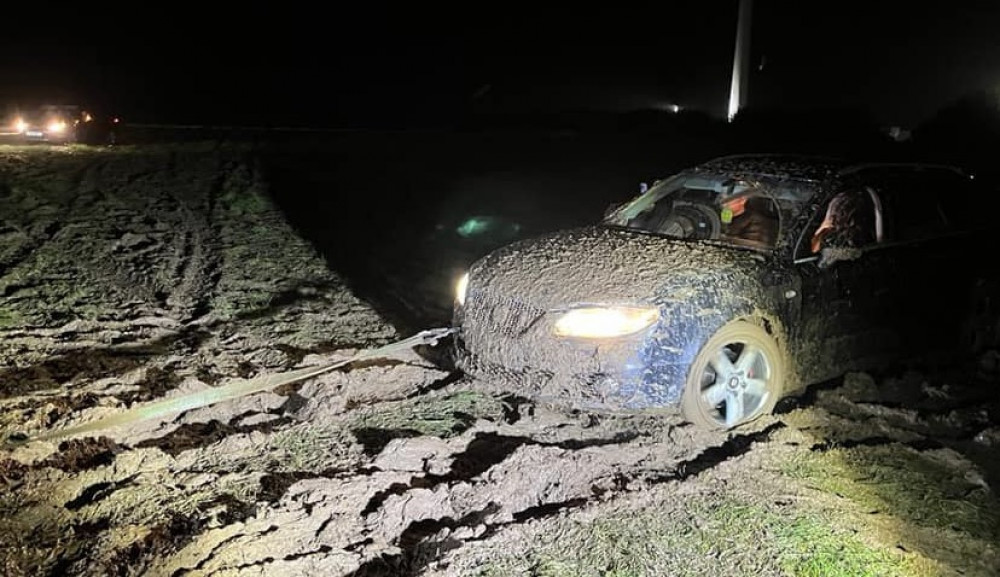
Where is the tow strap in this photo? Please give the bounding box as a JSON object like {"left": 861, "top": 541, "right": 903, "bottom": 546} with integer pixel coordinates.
{"left": 6, "top": 327, "right": 455, "bottom": 447}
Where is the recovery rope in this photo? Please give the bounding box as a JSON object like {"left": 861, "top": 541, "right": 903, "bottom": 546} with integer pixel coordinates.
{"left": 6, "top": 327, "right": 455, "bottom": 447}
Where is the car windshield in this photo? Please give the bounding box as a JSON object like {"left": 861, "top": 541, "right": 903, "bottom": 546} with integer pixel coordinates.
{"left": 603, "top": 172, "right": 816, "bottom": 249}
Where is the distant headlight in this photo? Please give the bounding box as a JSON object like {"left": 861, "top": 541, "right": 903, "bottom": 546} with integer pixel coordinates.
{"left": 553, "top": 306, "right": 659, "bottom": 338}
{"left": 14, "top": 118, "right": 27, "bottom": 133}
{"left": 455, "top": 272, "right": 470, "bottom": 306}
{"left": 47, "top": 120, "right": 67, "bottom": 133}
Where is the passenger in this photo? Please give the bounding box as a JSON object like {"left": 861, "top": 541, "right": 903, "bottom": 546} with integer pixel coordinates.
{"left": 723, "top": 195, "right": 779, "bottom": 247}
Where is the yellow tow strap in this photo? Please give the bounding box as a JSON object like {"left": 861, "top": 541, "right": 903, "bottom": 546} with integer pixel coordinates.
{"left": 5, "top": 328, "right": 455, "bottom": 446}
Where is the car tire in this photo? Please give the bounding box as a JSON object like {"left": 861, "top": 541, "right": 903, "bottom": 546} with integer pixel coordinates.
{"left": 681, "top": 319, "right": 784, "bottom": 430}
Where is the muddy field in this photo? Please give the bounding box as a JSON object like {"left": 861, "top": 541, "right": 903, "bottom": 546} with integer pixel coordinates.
{"left": 1, "top": 141, "right": 999, "bottom": 576}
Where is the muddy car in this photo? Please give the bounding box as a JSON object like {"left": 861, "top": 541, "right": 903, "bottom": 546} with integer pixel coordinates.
{"left": 452, "top": 154, "right": 995, "bottom": 429}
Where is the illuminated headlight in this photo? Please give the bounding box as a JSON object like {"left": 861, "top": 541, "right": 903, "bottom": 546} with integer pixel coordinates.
{"left": 455, "top": 272, "right": 470, "bottom": 306}
{"left": 553, "top": 306, "right": 659, "bottom": 338}
{"left": 13, "top": 118, "right": 27, "bottom": 133}
{"left": 47, "top": 120, "right": 67, "bottom": 133}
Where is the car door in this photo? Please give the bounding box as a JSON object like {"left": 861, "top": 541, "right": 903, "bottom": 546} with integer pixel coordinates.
{"left": 791, "top": 185, "right": 899, "bottom": 383}
{"left": 870, "top": 168, "right": 988, "bottom": 357}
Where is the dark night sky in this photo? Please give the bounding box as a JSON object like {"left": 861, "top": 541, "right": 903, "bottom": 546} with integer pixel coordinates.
{"left": 1, "top": 1, "right": 998, "bottom": 128}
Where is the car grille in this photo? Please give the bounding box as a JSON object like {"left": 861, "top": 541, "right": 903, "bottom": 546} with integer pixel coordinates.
{"left": 467, "top": 289, "right": 547, "bottom": 338}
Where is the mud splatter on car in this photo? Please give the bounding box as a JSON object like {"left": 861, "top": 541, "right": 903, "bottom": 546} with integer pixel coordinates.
{"left": 454, "top": 154, "right": 996, "bottom": 429}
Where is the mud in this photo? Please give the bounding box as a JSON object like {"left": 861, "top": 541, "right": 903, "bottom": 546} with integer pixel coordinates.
{"left": 0, "top": 143, "right": 997, "bottom": 576}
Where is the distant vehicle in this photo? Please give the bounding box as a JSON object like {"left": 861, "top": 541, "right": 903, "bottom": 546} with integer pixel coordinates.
{"left": 6, "top": 104, "right": 119, "bottom": 144}
{"left": 452, "top": 154, "right": 995, "bottom": 429}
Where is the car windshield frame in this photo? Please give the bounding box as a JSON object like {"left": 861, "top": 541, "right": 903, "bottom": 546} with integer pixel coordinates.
{"left": 603, "top": 171, "right": 818, "bottom": 251}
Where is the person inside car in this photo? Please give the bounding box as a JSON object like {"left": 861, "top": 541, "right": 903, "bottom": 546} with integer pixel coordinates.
{"left": 810, "top": 189, "right": 878, "bottom": 253}
{"left": 723, "top": 194, "right": 779, "bottom": 247}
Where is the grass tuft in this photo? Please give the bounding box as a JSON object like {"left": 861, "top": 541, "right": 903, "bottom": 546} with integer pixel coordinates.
{"left": 349, "top": 391, "right": 506, "bottom": 440}
{"left": 480, "top": 497, "right": 938, "bottom": 577}
{"left": 781, "top": 444, "right": 999, "bottom": 540}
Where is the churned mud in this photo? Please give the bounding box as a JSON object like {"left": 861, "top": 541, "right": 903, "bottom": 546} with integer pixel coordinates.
{"left": 0, "top": 143, "right": 997, "bottom": 576}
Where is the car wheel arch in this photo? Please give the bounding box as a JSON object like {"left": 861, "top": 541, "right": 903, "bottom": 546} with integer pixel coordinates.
{"left": 741, "top": 310, "right": 802, "bottom": 396}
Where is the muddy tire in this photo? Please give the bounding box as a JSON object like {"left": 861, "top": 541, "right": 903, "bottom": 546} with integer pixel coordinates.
{"left": 681, "top": 320, "right": 784, "bottom": 430}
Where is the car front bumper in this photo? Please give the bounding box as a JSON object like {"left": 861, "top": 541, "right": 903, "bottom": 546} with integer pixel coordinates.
{"left": 454, "top": 289, "right": 689, "bottom": 410}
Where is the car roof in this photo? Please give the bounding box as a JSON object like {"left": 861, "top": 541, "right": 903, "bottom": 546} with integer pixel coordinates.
{"left": 835, "top": 162, "right": 971, "bottom": 180}
{"left": 694, "top": 154, "right": 851, "bottom": 183}
{"left": 695, "top": 154, "right": 970, "bottom": 186}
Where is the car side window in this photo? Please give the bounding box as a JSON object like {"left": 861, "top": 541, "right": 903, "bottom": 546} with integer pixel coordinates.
{"left": 806, "top": 188, "right": 880, "bottom": 255}
{"left": 880, "top": 190, "right": 944, "bottom": 242}
{"left": 875, "top": 170, "right": 971, "bottom": 243}
{"left": 931, "top": 174, "right": 990, "bottom": 233}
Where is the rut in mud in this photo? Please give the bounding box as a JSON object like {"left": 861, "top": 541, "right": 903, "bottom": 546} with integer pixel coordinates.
{"left": 0, "top": 143, "right": 997, "bottom": 577}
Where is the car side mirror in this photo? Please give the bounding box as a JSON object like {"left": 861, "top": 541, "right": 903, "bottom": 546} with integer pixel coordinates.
{"left": 818, "top": 246, "right": 864, "bottom": 269}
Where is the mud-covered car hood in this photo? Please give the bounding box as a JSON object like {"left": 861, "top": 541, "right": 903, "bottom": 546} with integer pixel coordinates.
{"left": 467, "top": 226, "right": 771, "bottom": 309}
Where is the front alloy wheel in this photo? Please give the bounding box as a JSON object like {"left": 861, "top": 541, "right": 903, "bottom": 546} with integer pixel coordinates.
{"left": 681, "top": 320, "right": 784, "bottom": 429}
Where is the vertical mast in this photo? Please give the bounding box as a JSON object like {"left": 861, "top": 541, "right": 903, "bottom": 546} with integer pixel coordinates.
{"left": 727, "top": 0, "right": 754, "bottom": 122}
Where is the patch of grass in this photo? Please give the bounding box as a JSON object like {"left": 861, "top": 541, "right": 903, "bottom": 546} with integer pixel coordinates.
{"left": 349, "top": 391, "right": 506, "bottom": 440}
{"left": 219, "top": 185, "right": 271, "bottom": 216}
{"left": 776, "top": 515, "right": 918, "bottom": 577}
{"left": 181, "top": 422, "right": 362, "bottom": 475}
{"left": 782, "top": 444, "right": 999, "bottom": 540}
{"left": 264, "top": 422, "right": 361, "bottom": 471}
{"left": 486, "top": 498, "right": 934, "bottom": 577}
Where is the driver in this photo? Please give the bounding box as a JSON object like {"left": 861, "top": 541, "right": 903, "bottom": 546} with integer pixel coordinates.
{"left": 809, "top": 190, "right": 877, "bottom": 253}
{"left": 723, "top": 195, "right": 779, "bottom": 247}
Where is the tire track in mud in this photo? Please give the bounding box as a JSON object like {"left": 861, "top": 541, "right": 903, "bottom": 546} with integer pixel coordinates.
{"left": 0, "top": 143, "right": 403, "bottom": 577}
{"left": 0, "top": 151, "right": 227, "bottom": 405}
{"left": 83, "top": 150, "right": 223, "bottom": 324}
{"left": 41, "top": 374, "right": 785, "bottom": 577}
{"left": 13, "top": 150, "right": 250, "bottom": 329}
{"left": 0, "top": 148, "right": 302, "bottom": 388}
{"left": 130, "top": 386, "right": 781, "bottom": 576}
{"left": 346, "top": 418, "right": 785, "bottom": 577}
{"left": 0, "top": 150, "right": 211, "bottom": 350}
{"left": 158, "top": 159, "right": 222, "bottom": 322}
{"left": 0, "top": 155, "right": 99, "bottom": 299}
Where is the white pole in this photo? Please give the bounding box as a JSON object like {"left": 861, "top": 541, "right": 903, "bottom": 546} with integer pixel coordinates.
{"left": 727, "top": 0, "right": 754, "bottom": 122}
